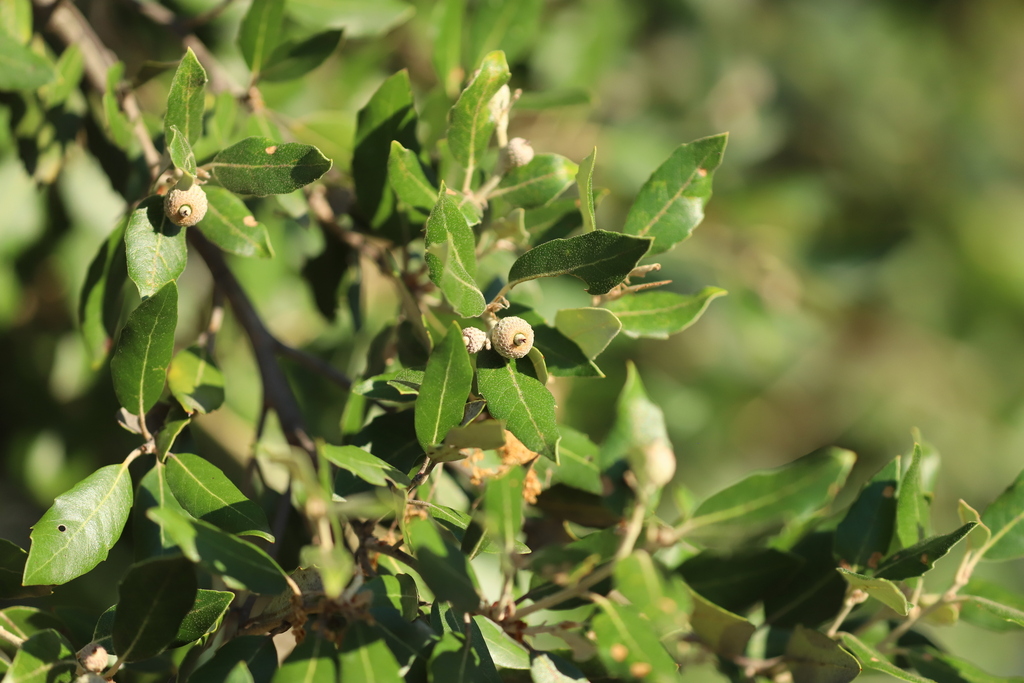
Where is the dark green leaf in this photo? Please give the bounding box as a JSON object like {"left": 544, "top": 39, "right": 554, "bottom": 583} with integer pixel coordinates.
{"left": 0, "top": 39, "right": 56, "bottom": 91}
{"left": 416, "top": 322, "right": 473, "bottom": 451}
{"left": 365, "top": 574, "right": 419, "bottom": 620}
{"left": 680, "top": 548, "right": 803, "bottom": 615}
{"left": 339, "top": 622, "right": 402, "bottom": 682}
{"left": 432, "top": 0, "right": 465, "bottom": 96}
{"left": 167, "top": 125, "right": 196, "bottom": 176}
{"left": 125, "top": 197, "right": 186, "bottom": 298}
{"left": 896, "top": 443, "right": 928, "bottom": 549}
{"left": 286, "top": 0, "right": 414, "bottom": 38}
{"left": 980, "top": 468, "right": 1024, "bottom": 561}
{"left": 604, "top": 287, "right": 727, "bottom": 339}
{"left": 448, "top": 51, "right": 510, "bottom": 172}
{"left": 622, "top": 133, "right": 728, "bottom": 255}
{"left": 239, "top": 0, "right": 285, "bottom": 77}
{"left": 197, "top": 186, "right": 273, "bottom": 258}
{"left": 113, "top": 556, "right": 197, "bottom": 662}
{"left": 507, "top": 230, "right": 652, "bottom": 295}
{"left": 0, "top": 607, "right": 66, "bottom": 659}
{"left": 531, "top": 325, "right": 602, "bottom": 377}
{"left": 148, "top": 507, "right": 288, "bottom": 594}
{"left": 554, "top": 307, "right": 620, "bottom": 359}
{"left": 354, "top": 70, "right": 418, "bottom": 224}
{"left": 165, "top": 453, "right": 273, "bottom": 541}
{"left": 3, "top": 630, "right": 76, "bottom": 683}
{"left": 165, "top": 48, "right": 207, "bottom": 145}
{"left": 210, "top": 137, "right": 332, "bottom": 196}
{"left": 261, "top": 30, "right": 342, "bottom": 82}
{"left": 836, "top": 569, "right": 909, "bottom": 616}
{"left": 321, "top": 443, "right": 411, "bottom": 487}
{"left": 592, "top": 599, "right": 679, "bottom": 682}
{"left": 168, "top": 345, "right": 225, "bottom": 414}
{"left": 493, "top": 154, "right": 578, "bottom": 209}
{"left": 406, "top": 518, "right": 480, "bottom": 614}
{"left": 0, "top": 541, "right": 49, "bottom": 599}
{"left": 110, "top": 281, "right": 177, "bottom": 415}
{"left": 79, "top": 219, "right": 127, "bottom": 370}
{"left": 785, "top": 624, "right": 860, "bottom": 683}
{"left": 23, "top": 462, "right": 133, "bottom": 585}
{"left": 838, "top": 633, "right": 931, "bottom": 683}
{"left": 476, "top": 350, "right": 560, "bottom": 460}
{"left": 875, "top": 522, "right": 976, "bottom": 580}
{"left": 685, "top": 448, "right": 856, "bottom": 546}
{"left": 172, "top": 589, "right": 235, "bottom": 646}
{"left": 189, "top": 636, "right": 278, "bottom": 683}
{"left": 271, "top": 633, "right": 337, "bottom": 683}
{"left": 134, "top": 460, "right": 187, "bottom": 560}
{"left": 388, "top": 140, "right": 437, "bottom": 210}
{"left": 764, "top": 532, "right": 848, "bottom": 629}
{"left": 425, "top": 187, "right": 485, "bottom": 316}
{"left": 577, "top": 147, "right": 597, "bottom": 231}
{"left": 835, "top": 457, "right": 900, "bottom": 570}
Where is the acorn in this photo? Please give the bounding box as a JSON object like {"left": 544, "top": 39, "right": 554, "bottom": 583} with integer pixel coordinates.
{"left": 164, "top": 178, "right": 208, "bottom": 227}
{"left": 490, "top": 316, "right": 534, "bottom": 359}
{"left": 77, "top": 643, "right": 108, "bottom": 674}
{"left": 462, "top": 326, "right": 489, "bottom": 354}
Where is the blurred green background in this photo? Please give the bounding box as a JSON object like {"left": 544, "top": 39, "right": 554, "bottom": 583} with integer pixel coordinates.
{"left": 2, "top": 0, "right": 1024, "bottom": 676}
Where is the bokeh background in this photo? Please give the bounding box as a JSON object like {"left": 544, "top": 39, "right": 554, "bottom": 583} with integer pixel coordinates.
{"left": 2, "top": 0, "right": 1024, "bottom": 676}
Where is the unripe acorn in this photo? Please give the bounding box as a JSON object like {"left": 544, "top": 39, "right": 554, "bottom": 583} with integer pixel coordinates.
{"left": 490, "top": 316, "right": 534, "bottom": 359}
{"left": 462, "top": 326, "right": 489, "bottom": 354}
{"left": 77, "top": 643, "right": 108, "bottom": 673}
{"left": 164, "top": 180, "right": 208, "bottom": 227}
{"left": 501, "top": 138, "right": 535, "bottom": 170}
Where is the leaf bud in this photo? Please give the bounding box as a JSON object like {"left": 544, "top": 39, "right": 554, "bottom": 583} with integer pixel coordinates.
{"left": 490, "top": 316, "right": 534, "bottom": 359}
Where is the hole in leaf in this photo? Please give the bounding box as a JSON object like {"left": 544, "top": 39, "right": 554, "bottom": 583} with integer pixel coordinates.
{"left": 57, "top": 524, "right": 67, "bottom": 532}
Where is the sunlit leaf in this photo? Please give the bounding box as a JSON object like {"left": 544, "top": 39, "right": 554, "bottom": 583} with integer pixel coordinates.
{"left": 838, "top": 633, "right": 931, "bottom": 683}
{"left": 165, "top": 453, "right": 273, "bottom": 541}
{"left": 416, "top": 322, "right": 473, "bottom": 451}
{"left": 125, "top": 198, "right": 186, "bottom": 298}
{"left": 425, "top": 186, "right": 485, "bottom": 316}
{"left": 2, "top": 629, "right": 76, "bottom": 683}
{"left": 837, "top": 569, "right": 909, "bottom": 616}
{"left": 210, "top": 137, "right": 332, "bottom": 196}
{"left": 198, "top": 186, "right": 273, "bottom": 258}
{"left": 492, "top": 154, "right": 578, "bottom": 209}
{"left": 554, "top": 307, "right": 621, "bottom": 359}
{"left": 786, "top": 625, "right": 860, "bottom": 683}
{"left": 604, "top": 287, "right": 726, "bottom": 339}
{"left": 835, "top": 457, "right": 899, "bottom": 570}
{"left": 165, "top": 48, "right": 207, "bottom": 144}
{"left": 476, "top": 349, "right": 559, "bottom": 461}
{"left": 875, "top": 522, "right": 976, "bottom": 580}
{"left": 507, "top": 230, "right": 652, "bottom": 295}
{"left": 447, "top": 51, "right": 510, "bottom": 172}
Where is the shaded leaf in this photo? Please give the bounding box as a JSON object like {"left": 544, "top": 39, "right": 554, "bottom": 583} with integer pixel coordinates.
{"left": 507, "top": 230, "right": 652, "bottom": 295}
{"left": 416, "top": 322, "right": 473, "bottom": 451}
{"left": 261, "top": 30, "right": 342, "bottom": 82}
{"left": 786, "top": 624, "right": 860, "bottom": 683}
{"left": 896, "top": 443, "right": 928, "bottom": 550}
{"left": 172, "top": 589, "right": 235, "bottom": 647}
{"left": 272, "top": 633, "right": 337, "bottom": 683}
{"left": 604, "top": 287, "right": 726, "bottom": 340}
{"left": 339, "top": 621, "right": 403, "bottom": 682}
{"left": 838, "top": 633, "right": 931, "bottom": 683}
{"left": 125, "top": 197, "right": 186, "bottom": 298}
{"left": 110, "top": 282, "right": 177, "bottom": 416}
{"left": 198, "top": 186, "right": 273, "bottom": 258}
{"left": 532, "top": 424, "right": 602, "bottom": 495}
{"left": 576, "top": 147, "right": 597, "bottom": 231}
{"left": 448, "top": 51, "right": 510, "bottom": 172}
{"left": 0, "top": 39, "right": 56, "bottom": 91}
{"left": 622, "top": 133, "right": 728, "bottom": 255}
{"left": 962, "top": 595, "right": 1024, "bottom": 628}
{"left": 189, "top": 636, "right": 278, "bottom": 683}
{"left": 239, "top": 0, "right": 285, "bottom": 77}
{"left": 529, "top": 325, "right": 601, "bottom": 377}
{"left": 0, "top": 541, "right": 50, "bottom": 599}
{"left": 165, "top": 453, "right": 273, "bottom": 541}
{"left": 764, "top": 532, "right": 848, "bottom": 629}
{"left": 134, "top": 460, "right": 187, "bottom": 560}
{"left": 681, "top": 548, "right": 803, "bottom": 615}
{"left": 432, "top": 0, "right": 465, "bottom": 96}
{"left": 155, "top": 403, "right": 191, "bottom": 459}
{"left": 365, "top": 574, "right": 419, "bottom": 620}
{"left": 165, "top": 48, "right": 207, "bottom": 144}
{"left": 210, "top": 137, "right": 332, "bottom": 196}
{"left": 484, "top": 467, "right": 524, "bottom": 555}
{"left": 168, "top": 345, "right": 225, "bottom": 414}
{"left": 554, "top": 307, "right": 620, "bottom": 360}
{"left": 23, "top": 462, "right": 133, "bottom": 585}
{"left": 406, "top": 518, "right": 480, "bottom": 614}
{"left": 875, "top": 523, "right": 976, "bottom": 580}
{"left": 961, "top": 578, "right": 1024, "bottom": 632}
{"left": 286, "top": 0, "right": 414, "bottom": 38}
{"left": 906, "top": 647, "right": 1022, "bottom": 683}
{"left": 837, "top": 569, "right": 909, "bottom": 616}
{"left": 79, "top": 219, "right": 127, "bottom": 370}
{"left": 980, "top": 467, "right": 1024, "bottom": 561}
{"left": 113, "top": 556, "right": 197, "bottom": 662}
{"left": 3, "top": 629, "right": 76, "bottom": 683}
{"left": 429, "top": 632, "right": 484, "bottom": 683}
{"left": 493, "top": 154, "right": 578, "bottom": 209}
{"left": 225, "top": 662, "right": 255, "bottom": 683}
{"left": 321, "top": 444, "right": 411, "bottom": 487}
{"left": 388, "top": 140, "right": 437, "bottom": 210}
{"left": 476, "top": 349, "right": 560, "bottom": 460}
{"left": 103, "top": 63, "right": 133, "bottom": 149}
{"left": 592, "top": 599, "right": 680, "bottom": 682}
{"left": 40, "top": 44, "right": 84, "bottom": 108}
{"left": 530, "top": 652, "right": 589, "bottom": 683}
{"left": 468, "top": 0, "right": 543, "bottom": 66}
{"left": 835, "top": 457, "right": 899, "bottom": 570}
{"left": 425, "top": 186, "right": 485, "bottom": 316}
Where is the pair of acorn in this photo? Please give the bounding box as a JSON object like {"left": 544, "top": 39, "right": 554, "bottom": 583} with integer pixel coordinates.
{"left": 464, "top": 317, "right": 534, "bottom": 359}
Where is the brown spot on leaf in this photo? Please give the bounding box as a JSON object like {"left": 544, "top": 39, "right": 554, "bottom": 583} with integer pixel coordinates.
{"left": 610, "top": 644, "right": 628, "bottom": 662}
{"left": 243, "top": 216, "right": 259, "bottom": 227}
{"left": 630, "top": 662, "right": 652, "bottom": 677}
{"left": 920, "top": 554, "right": 929, "bottom": 564}
{"left": 867, "top": 551, "right": 883, "bottom": 569}
{"left": 265, "top": 145, "right": 278, "bottom": 154}
{"left": 697, "top": 167, "right": 708, "bottom": 177}
{"left": 883, "top": 485, "right": 895, "bottom": 498}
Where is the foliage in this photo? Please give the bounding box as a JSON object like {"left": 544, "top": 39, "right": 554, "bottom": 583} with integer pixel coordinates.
{"left": 1, "top": 0, "right": 1024, "bottom": 682}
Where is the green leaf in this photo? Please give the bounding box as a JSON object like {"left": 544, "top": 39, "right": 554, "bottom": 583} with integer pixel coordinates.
{"left": 685, "top": 448, "right": 856, "bottom": 546}
{"left": 23, "top": 462, "right": 133, "bottom": 585}
{"left": 834, "top": 457, "right": 899, "bottom": 570}
{"left": 110, "top": 281, "right": 178, "bottom": 416}
{"left": 165, "top": 48, "right": 207, "bottom": 145}
{"left": 0, "top": 39, "right": 56, "bottom": 91}
{"left": 448, "top": 51, "right": 510, "bottom": 172}
{"left": 476, "top": 350, "right": 560, "bottom": 460}
{"left": 321, "top": 443, "right": 411, "bottom": 487}
{"left": 604, "top": 287, "right": 727, "bottom": 339}
{"left": 622, "top": 133, "right": 728, "bottom": 255}
{"left": 443, "top": 420, "right": 506, "bottom": 451}
{"left": 172, "top": 589, "right": 235, "bottom": 647}
{"left": 680, "top": 548, "right": 803, "bottom": 615}
{"left": 388, "top": 140, "right": 437, "bottom": 211}
{"left": 272, "top": 633, "right": 337, "bottom": 683}
{"left": 190, "top": 636, "right": 278, "bottom": 683}
{"left": 577, "top": 147, "right": 597, "bottom": 231}
{"left": 225, "top": 662, "right": 255, "bottom": 683}
{"left": 155, "top": 404, "right": 191, "bottom": 459}
{"left": 838, "top": 633, "right": 932, "bottom": 683}
{"left": 260, "top": 30, "right": 342, "bottom": 82}
{"left": 148, "top": 507, "right": 288, "bottom": 594}
{"left": 0, "top": 541, "right": 49, "bottom": 599}
{"left": 3, "top": 630, "right": 76, "bottom": 683}
{"left": 896, "top": 443, "right": 928, "bottom": 549}
{"left": 429, "top": 632, "right": 483, "bottom": 683}
{"left": 764, "top": 532, "right": 848, "bottom": 628}
{"left": 493, "top": 154, "right": 579, "bottom": 209}
{"left": 837, "top": 569, "right": 909, "bottom": 616}
{"left": 554, "top": 307, "right": 620, "bottom": 359}
{"left": 134, "top": 460, "right": 187, "bottom": 559}
{"left": 689, "top": 589, "right": 755, "bottom": 658}
{"left": 432, "top": 0, "right": 465, "bottom": 96}
{"left": 168, "top": 345, "right": 225, "bottom": 414}
{"left": 40, "top": 44, "right": 84, "bottom": 108}
{"left": 530, "top": 652, "right": 588, "bottom": 683}
{"left": 103, "top": 63, "right": 133, "bottom": 149}
{"left": 365, "top": 574, "right": 419, "bottom": 620}
{"left": 875, "top": 522, "right": 976, "bottom": 580}
{"left": 599, "top": 361, "right": 675, "bottom": 490}
{"left": 614, "top": 551, "right": 692, "bottom": 635}
{"left": 981, "top": 468, "right": 1024, "bottom": 560}
{"left": 468, "top": 0, "right": 543, "bottom": 66}
{"left": 125, "top": 197, "right": 187, "bottom": 298}
{"left": 79, "top": 219, "right": 127, "bottom": 370}
{"left": 239, "top": 0, "right": 285, "bottom": 78}
{"left": 167, "top": 125, "right": 196, "bottom": 176}
{"left": 507, "top": 230, "right": 651, "bottom": 295}
{"left": 961, "top": 595, "right": 1024, "bottom": 628}
{"left": 484, "top": 467, "right": 524, "bottom": 554}
{"left": 958, "top": 499, "right": 991, "bottom": 552}
{"left": 210, "top": 137, "right": 332, "bottom": 196}
{"left": 113, "top": 556, "right": 197, "bottom": 662}
{"left": 532, "top": 424, "right": 602, "bottom": 495}
{"left": 0, "top": 0, "right": 31, "bottom": 44}
{"left": 906, "top": 647, "right": 1022, "bottom": 683}
{"left": 785, "top": 625, "right": 860, "bottom": 683}
{"left": 406, "top": 518, "right": 480, "bottom": 614}
{"left": 0, "top": 607, "right": 66, "bottom": 658}
{"left": 286, "top": 0, "right": 414, "bottom": 38}
{"left": 354, "top": 70, "right": 418, "bottom": 224}
{"left": 339, "top": 622, "right": 402, "bottom": 683}
{"left": 961, "top": 578, "right": 1024, "bottom": 631}
{"left": 425, "top": 186, "right": 485, "bottom": 317}
{"left": 165, "top": 453, "right": 274, "bottom": 541}
{"left": 527, "top": 324, "right": 599, "bottom": 378}
{"left": 591, "top": 599, "right": 679, "bottom": 682}
{"left": 198, "top": 186, "right": 273, "bottom": 258}
{"left": 416, "top": 322, "right": 473, "bottom": 451}
{"left": 471, "top": 617, "right": 529, "bottom": 670}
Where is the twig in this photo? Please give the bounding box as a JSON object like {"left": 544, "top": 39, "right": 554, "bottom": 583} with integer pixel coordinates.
{"left": 365, "top": 539, "right": 419, "bottom": 570}
{"left": 0, "top": 626, "right": 24, "bottom": 648}
{"left": 825, "top": 589, "right": 866, "bottom": 638}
